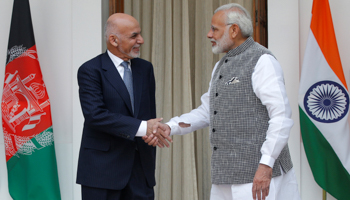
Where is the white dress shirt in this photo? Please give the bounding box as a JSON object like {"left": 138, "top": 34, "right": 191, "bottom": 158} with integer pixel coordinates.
{"left": 107, "top": 50, "right": 147, "bottom": 137}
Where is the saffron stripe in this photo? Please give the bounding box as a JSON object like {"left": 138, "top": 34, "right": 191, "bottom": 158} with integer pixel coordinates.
{"left": 310, "top": 0, "right": 347, "bottom": 89}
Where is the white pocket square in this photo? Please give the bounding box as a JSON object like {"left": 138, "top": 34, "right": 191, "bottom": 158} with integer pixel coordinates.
{"left": 225, "top": 77, "right": 240, "bottom": 85}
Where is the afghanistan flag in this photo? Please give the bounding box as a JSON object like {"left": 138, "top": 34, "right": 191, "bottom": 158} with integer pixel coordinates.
{"left": 2, "top": 0, "right": 61, "bottom": 199}
{"left": 298, "top": 0, "right": 350, "bottom": 199}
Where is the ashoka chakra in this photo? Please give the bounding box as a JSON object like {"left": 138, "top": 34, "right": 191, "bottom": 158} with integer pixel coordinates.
{"left": 303, "top": 81, "right": 349, "bottom": 123}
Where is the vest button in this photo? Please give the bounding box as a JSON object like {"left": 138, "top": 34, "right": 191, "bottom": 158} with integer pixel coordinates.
{"left": 219, "top": 75, "right": 222, "bottom": 79}
{"left": 213, "top": 147, "right": 217, "bottom": 150}
{"left": 215, "top": 93, "right": 218, "bottom": 97}
{"left": 212, "top": 128, "right": 216, "bottom": 132}
{"left": 225, "top": 59, "right": 228, "bottom": 63}
{"left": 214, "top": 111, "right": 217, "bottom": 115}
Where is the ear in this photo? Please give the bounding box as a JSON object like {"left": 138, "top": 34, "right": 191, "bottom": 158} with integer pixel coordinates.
{"left": 109, "top": 35, "right": 118, "bottom": 47}
{"left": 229, "top": 24, "right": 240, "bottom": 39}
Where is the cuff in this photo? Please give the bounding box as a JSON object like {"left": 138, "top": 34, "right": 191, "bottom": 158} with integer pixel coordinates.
{"left": 166, "top": 121, "right": 178, "bottom": 136}
{"left": 135, "top": 121, "right": 147, "bottom": 137}
{"left": 259, "top": 154, "right": 275, "bottom": 168}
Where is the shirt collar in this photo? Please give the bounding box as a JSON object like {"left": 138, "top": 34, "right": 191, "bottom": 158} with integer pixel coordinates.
{"left": 226, "top": 36, "right": 255, "bottom": 58}
{"left": 107, "top": 50, "right": 130, "bottom": 68}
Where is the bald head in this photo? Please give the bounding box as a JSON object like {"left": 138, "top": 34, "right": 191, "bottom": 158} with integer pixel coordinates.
{"left": 104, "top": 13, "right": 139, "bottom": 41}
{"left": 104, "top": 13, "right": 144, "bottom": 60}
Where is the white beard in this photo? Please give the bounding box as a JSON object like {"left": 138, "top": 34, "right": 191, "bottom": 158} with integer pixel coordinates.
{"left": 118, "top": 45, "right": 141, "bottom": 58}
{"left": 128, "top": 46, "right": 141, "bottom": 58}
{"left": 211, "top": 28, "right": 233, "bottom": 54}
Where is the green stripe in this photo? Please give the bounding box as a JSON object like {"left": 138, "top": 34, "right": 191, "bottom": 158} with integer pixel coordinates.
{"left": 7, "top": 129, "right": 61, "bottom": 200}
{"left": 300, "top": 107, "right": 350, "bottom": 200}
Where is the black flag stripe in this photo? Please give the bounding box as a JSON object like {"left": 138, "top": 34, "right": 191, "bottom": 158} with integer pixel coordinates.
{"left": 7, "top": 0, "right": 35, "bottom": 64}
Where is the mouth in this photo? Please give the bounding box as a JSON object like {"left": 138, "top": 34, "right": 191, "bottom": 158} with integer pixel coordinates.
{"left": 133, "top": 46, "right": 141, "bottom": 52}
{"left": 210, "top": 40, "right": 217, "bottom": 46}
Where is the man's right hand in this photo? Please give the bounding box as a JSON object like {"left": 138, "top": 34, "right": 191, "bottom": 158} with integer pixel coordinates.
{"left": 252, "top": 164, "right": 273, "bottom": 200}
{"left": 145, "top": 119, "right": 172, "bottom": 148}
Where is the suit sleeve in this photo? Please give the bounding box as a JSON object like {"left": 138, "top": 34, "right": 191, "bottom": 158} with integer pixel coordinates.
{"left": 78, "top": 62, "right": 141, "bottom": 140}
{"left": 149, "top": 65, "right": 156, "bottom": 119}
{"left": 135, "top": 64, "right": 156, "bottom": 137}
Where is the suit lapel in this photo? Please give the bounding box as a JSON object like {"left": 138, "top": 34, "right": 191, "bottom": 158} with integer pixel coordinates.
{"left": 131, "top": 59, "right": 143, "bottom": 118}
{"left": 101, "top": 53, "right": 133, "bottom": 114}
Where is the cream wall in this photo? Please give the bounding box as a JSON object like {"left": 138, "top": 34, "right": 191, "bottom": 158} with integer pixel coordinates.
{"left": 0, "top": 0, "right": 349, "bottom": 200}
{"left": 268, "top": 0, "right": 301, "bottom": 197}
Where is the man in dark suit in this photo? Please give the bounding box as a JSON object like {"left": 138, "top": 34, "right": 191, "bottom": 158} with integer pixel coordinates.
{"left": 76, "top": 13, "right": 171, "bottom": 200}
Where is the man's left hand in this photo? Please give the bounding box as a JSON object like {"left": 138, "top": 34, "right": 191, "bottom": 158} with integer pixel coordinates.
{"left": 252, "top": 164, "right": 272, "bottom": 200}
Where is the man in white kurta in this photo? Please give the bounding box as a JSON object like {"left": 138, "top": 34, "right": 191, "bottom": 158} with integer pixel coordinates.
{"left": 144, "top": 3, "right": 301, "bottom": 200}
{"left": 164, "top": 55, "right": 301, "bottom": 200}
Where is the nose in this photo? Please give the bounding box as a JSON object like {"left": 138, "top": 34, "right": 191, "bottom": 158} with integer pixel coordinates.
{"left": 138, "top": 35, "right": 144, "bottom": 44}
{"left": 207, "top": 29, "right": 213, "bottom": 39}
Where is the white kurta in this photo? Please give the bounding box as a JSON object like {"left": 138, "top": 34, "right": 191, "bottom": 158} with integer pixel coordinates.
{"left": 167, "top": 54, "right": 301, "bottom": 200}
{"left": 210, "top": 167, "right": 300, "bottom": 200}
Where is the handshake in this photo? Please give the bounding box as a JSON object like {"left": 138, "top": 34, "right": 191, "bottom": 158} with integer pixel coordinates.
{"left": 143, "top": 118, "right": 173, "bottom": 148}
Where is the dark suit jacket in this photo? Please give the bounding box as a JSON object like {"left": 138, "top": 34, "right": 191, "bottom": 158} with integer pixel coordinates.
{"left": 76, "top": 52, "right": 156, "bottom": 190}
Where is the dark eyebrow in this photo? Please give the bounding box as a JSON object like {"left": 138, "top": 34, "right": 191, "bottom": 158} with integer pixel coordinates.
{"left": 130, "top": 31, "right": 141, "bottom": 37}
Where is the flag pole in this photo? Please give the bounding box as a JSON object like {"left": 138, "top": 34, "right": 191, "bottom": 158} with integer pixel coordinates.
{"left": 323, "top": 190, "right": 327, "bottom": 200}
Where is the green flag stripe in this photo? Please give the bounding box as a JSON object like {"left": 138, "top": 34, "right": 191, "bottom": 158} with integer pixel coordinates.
{"left": 300, "top": 107, "right": 350, "bottom": 200}
{"left": 6, "top": 130, "right": 61, "bottom": 200}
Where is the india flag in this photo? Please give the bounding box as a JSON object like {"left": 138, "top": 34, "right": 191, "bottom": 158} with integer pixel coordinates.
{"left": 298, "top": 0, "right": 350, "bottom": 199}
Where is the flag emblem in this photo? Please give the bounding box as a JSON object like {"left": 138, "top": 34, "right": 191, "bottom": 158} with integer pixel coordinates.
{"left": 303, "top": 80, "right": 349, "bottom": 123}
{"left": 7, "top": 45, "right": 37, "bottom": 64}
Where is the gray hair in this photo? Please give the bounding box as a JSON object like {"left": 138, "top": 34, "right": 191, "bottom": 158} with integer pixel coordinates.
{"left": 104, "top": 20, "right": 120, "bottom": 42}
{"left": 215, "top": 3, "right": 253, "bottom": 37}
